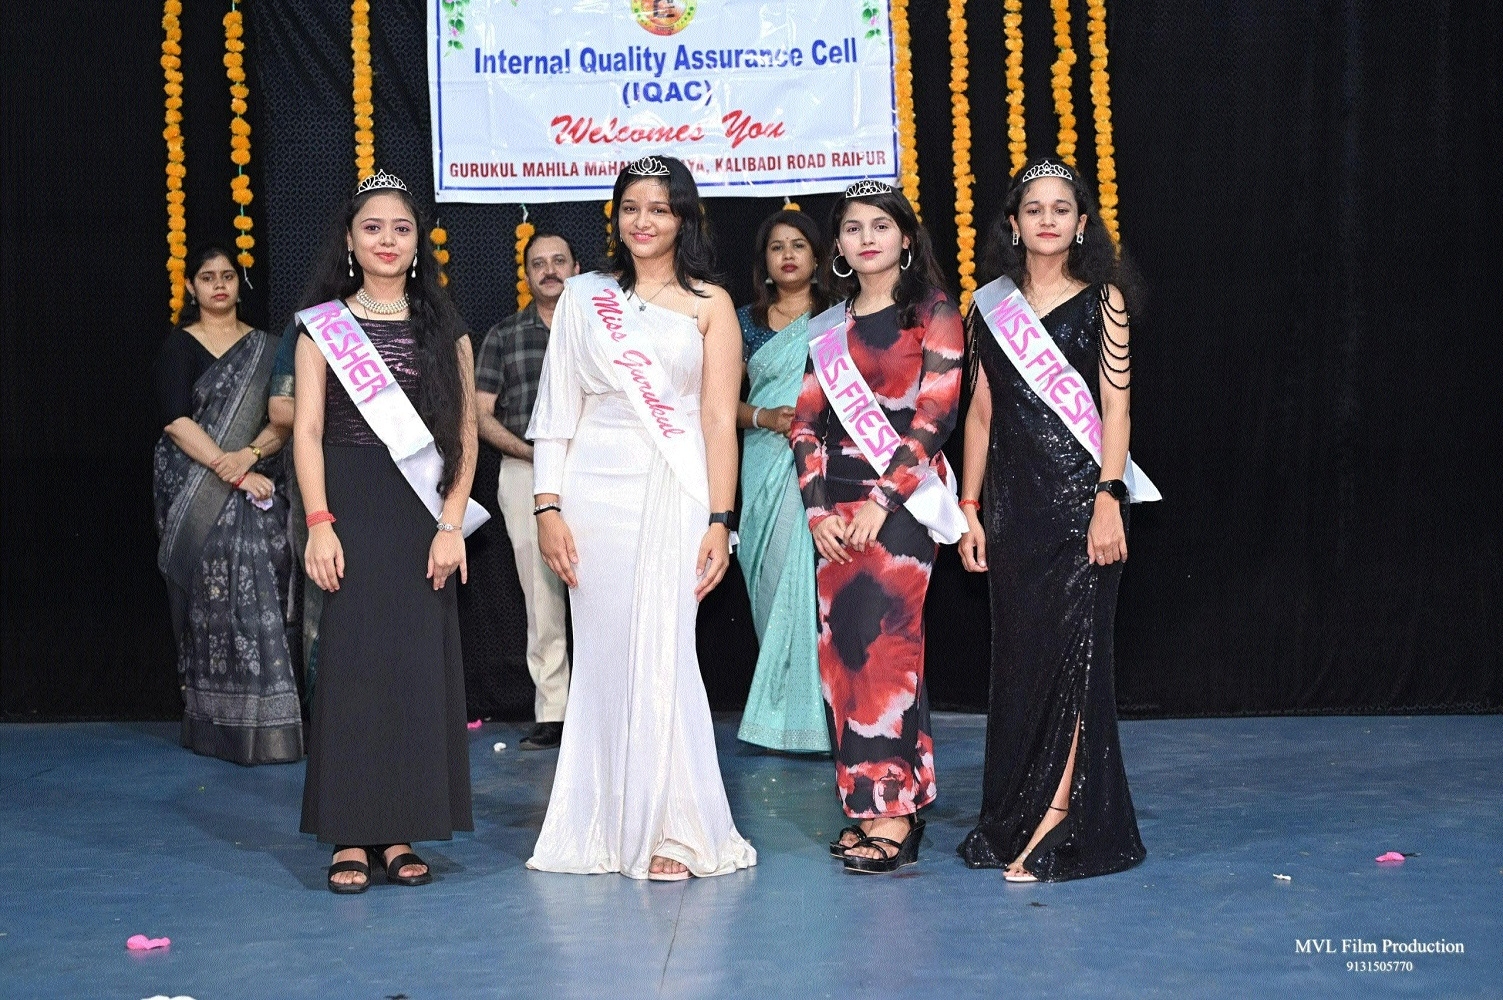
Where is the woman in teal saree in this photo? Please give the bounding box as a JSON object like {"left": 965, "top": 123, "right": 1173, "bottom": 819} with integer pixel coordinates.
{"left": 735, "top": 210, "right": 832, "bottom": 753}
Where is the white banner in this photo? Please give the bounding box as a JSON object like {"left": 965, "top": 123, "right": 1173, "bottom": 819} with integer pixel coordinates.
{"left": 427, "top": 0, "right": 900, "bottom": 203}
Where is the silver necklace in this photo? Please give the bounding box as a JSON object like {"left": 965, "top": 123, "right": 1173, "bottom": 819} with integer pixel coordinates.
{"left": 631, "top": 280, "right": 673, "bottom": 312}
{"left": 1026, "top": 280, "right": 1080, "bottom": 318}
{"left": 356, "top": 287, "right": 409, "bottom": 315}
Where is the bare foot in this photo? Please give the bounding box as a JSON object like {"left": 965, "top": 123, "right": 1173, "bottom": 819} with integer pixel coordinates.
{"left": 649, "top": 856, "right": 689, "bottom": 878}
{"left": 330, "top": 847, "right": 369, "bottom": 888}
{"left": 382, "top": 844, "right": 428, "bottom": 880}
{"left": 844, "top": 816, "right": 912, "bottom": 862}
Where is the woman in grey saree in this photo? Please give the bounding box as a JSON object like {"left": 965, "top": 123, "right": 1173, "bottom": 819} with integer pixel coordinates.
{"left": 152, "top": 247, "right": 302, "bottom": 765}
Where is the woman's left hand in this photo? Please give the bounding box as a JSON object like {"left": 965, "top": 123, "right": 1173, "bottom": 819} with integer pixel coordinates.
{"left": 238, "top": 472, "right": 274, "bottom": 502}
{"left": 1086, "top": 496, "right": 1128, "bottom": 565}
{"left": 845, "top": 500, "right": 889, "bottom": 553}
{"left": 428, "top": 529, "right": 468, "bottom": 590}
{"left": 210, "top": 447, "right": 256, "bottom": 484}
{"left": 694, "top": 524, "right": 732, "bottom": 601}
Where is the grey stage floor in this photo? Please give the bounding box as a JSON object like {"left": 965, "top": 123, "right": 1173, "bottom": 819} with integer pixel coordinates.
{"left": 1, "top": 713, "right": 1498, "bottom": 998}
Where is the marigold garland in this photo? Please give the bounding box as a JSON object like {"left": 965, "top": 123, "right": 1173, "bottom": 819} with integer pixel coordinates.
{"left": 515, "top": 211, "right": 535, "bottom": 308}
{"left": 351, "top": 0, "right": 375, "bottom": 179}
{"left": 1050, "top": 0, "right": 1078, "bottom": 166}
{"left": 224, "top": 2, "right": 256, "bottom": 271}
{"left": 1003, "top": 0, "right": 1027, "bottom": 174}
{"left": 603, "top": 199, "right": 614, "bottom": 256}
{"left": 947, "top": 0, "right": 976, "bottom": 313}
{"left": 890, "top": 0, "right": 920, "bottom": 218}
{"left": 1087, "top": 0, "right": 1120, "bottom": 242}
{"left": 162, "top": 0, "right": 187, "bottom": 321}
{"left": 783, "top": 196, "right": 800, "bottom": 213}
{"left": 431, "top": 224, "right": 450, "bottom": 288}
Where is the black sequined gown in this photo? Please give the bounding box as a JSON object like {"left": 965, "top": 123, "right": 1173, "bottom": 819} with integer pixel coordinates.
{"left": 957, "top": 285, "right": 1145, "bottom": 881}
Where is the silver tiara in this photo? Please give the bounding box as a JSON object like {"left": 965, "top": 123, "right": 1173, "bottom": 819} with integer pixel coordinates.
{"left": 625, "top": 155, "right": 671, "bottom": 177}
{"left": 1017, "top": 160, "right": 1074, "bottom": 186}
{"left": 355, "top": 169, "right": 409, "bottom": 196}
{"left": 843, "top": 179, "right": 895, "bottom": 199}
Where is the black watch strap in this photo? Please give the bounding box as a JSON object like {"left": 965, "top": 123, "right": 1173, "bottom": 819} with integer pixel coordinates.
{"left": 1095, "top": 479, "right": 1128, "bottom": 502}
{"left": 708, "top": 510, "right": 736, "bottom": 528}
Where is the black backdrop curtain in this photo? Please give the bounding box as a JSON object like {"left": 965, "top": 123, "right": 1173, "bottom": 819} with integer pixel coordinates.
{"left": 2, "top": 1, "right": 1499, "bottom": 721}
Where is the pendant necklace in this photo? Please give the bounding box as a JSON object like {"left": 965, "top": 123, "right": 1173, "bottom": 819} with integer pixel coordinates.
{"left": 632, "top": 280, "right": 673, "bottom": 312}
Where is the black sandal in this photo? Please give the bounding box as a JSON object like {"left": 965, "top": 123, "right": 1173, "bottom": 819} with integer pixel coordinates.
{"left": 829, "top": 824, "right": 866, "bottom": 858}
{"left": 380, "top": 846, "right": 433, "bottom": 886}
{"left": 326, "top": 846, "right": 372, "bottom": 894}
{"left": 842, "top": 816, "right": 925, "bottom": 874}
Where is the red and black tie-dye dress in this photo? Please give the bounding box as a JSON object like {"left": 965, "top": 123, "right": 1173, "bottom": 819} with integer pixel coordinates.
{"left": 790, "top": 290, "right": 964, "bottom": 819}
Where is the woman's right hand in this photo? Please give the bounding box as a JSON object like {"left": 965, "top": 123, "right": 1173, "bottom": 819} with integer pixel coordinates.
{"left": 957, "top": 509, "right": 988, "bottom": 572}
{"left": 810, "top": 513, "right": 851, "bottom": 564}
{"left": 305, "top": 523, "right": 345, "bottom": 592}
{"left": 758, "top": 405, "right": 796, "bottom": 438}
{"left": 537, "top": 511, "right": 579, "bottom": 587}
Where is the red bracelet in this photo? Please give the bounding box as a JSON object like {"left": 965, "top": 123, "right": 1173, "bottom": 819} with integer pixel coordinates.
{"left": 958, "top": 498, "right": 981, "bottom": 510}
{"left": 233, "top": 474, "right": 247, "bottom": 488}
{"left": 306, "top": 510, "right": 336, "bottom": 528}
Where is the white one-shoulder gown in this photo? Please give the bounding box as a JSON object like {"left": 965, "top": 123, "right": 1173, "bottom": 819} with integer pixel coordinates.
{"left": 525, "top": 276, "right": 756, "bottom": 879}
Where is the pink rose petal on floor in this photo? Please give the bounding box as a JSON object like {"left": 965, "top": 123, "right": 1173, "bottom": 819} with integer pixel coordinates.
{"left": 1375, "top": 851, "right": 1406, "bottom": 863}
{"left": 125, "top": 934, "right": 170, "bottom": 950}
{"left": 467, "top": 720, "right": 483, "bottom": 730}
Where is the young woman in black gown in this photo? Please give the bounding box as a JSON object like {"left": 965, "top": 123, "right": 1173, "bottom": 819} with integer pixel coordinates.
{"left": 294, "top": 172, "right": 477, "bottom": 892}
{"left": 955, "top": 158, "right": 1146, "bottom": 882}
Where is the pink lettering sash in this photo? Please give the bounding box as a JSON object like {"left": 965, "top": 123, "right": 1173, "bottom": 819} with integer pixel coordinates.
{"left": 971, "top": 277, "right": 1159, "bottom": 502}
{"left": 805, "top": 302, "right": 967, "bottom": 544}
{"left": 297, "top": 299, "right": 490, "bottom": 535}
{"left": 571, "top": 272, "right": 711, "bottom": 510}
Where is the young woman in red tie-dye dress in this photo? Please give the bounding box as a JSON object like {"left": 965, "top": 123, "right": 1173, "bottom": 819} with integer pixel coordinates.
{"left": 790, "top": 181, "right": 963, "bottom": 873}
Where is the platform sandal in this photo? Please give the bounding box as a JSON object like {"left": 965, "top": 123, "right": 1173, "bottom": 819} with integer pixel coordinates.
{"left": 326, "top": 846, "right": 373, "bottom": 894}
{"left": 829, "top": 824, "right": 866, "bottom": 858}
{"left": 378, "top": 845, "right": 433, "bottom": 886}
{"left": 842, "top": 816, "right": 925, "bottom": 874}
{"left": 1004, "top": 806, "right": 1070, "bottom": 883}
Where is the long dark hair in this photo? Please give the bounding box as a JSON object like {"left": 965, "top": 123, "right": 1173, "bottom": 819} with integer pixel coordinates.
{"left": 828, "top": 188, "right": 948, "bottom": 327}
{"left": 176, "top": 245, "right": 239, "bottom": 328}
{"left": 604, "top": 156, "right": 721, "bottom": 296}
{"left": 298, "top": 184, "right": 468, "bottom": 499}
{"left": 748, "top": 209, "right": 831, "bottom": 329}
{"left": 979, "top": 156, "right": 1143, "bottom": 314}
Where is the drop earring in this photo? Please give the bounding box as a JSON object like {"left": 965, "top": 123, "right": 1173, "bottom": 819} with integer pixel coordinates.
{"left": 347, "top": 250, "right": 354, "bottom": 277}
{"left": 1075, "top": 232, "right": 1084, "bottom": 245}
{"left": 410, "top": 255, "right": 418, "bottom": 278}
{"left": 764, "top": 276, "right": 775, "bottom": 285}
{"left": 1011, "top": 231, "right": 1020, "bottom": 246}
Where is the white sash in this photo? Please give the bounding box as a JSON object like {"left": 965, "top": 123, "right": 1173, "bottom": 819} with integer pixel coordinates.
{"left": 806, "top": 302, "right": 967, "bottom": 544}
{"left": 571, "top": 271, "right": 711, "bottom": 510}
{"left": 972, "top": 277, "right": 1161, "bottom": 503}
{"left": 296, "top": 299, "right": 490, "bottom": 536}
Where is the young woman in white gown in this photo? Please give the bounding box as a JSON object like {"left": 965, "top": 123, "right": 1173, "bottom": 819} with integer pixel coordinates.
{"left": 525, "top": 156, "right": 756, "bottom": 881}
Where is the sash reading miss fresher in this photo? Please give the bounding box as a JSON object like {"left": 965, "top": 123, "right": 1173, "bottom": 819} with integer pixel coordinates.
{"left": 297, "top": 299, "right": 490, "bottom": 535}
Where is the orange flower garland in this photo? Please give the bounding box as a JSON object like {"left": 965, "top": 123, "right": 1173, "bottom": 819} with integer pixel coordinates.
{"left": 162, "top": 0, "right": 187, "bottom": 321}
{"left": 1050, "top": 0, "right": 1078, "bottom": 166}
{"left": 603, "top": 199, "right": 614, "bottom": 255}
{"left": 515, "top": 211, "right": 535, "bottom": 309}
{"left": 224, "top": 2, "right": 256, "bottom": 271}
{"left": 1004, "top": 0, "right": 1027, "bottom": 173}
{"left": 947, "top": 0, "right": 976, "bottom": 312}
{"left": 352, "top": 0, "right": 375, "bottom": 179}
{"left": 783, "top": 196, "right": 800, "bottom": 213}
{"left": 890, "top": 0, "right": 920, "bottom": 218}
{"left": 1087, "top": 0, "right": 1120, "bottom": 242}
{"left": 431, "top": 224, "right": 451, "bottom": 288}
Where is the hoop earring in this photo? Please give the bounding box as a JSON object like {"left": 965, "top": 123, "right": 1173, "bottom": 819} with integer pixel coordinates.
{"left": 1075, "top": 232, "right": 1084, "bottom": 245}
{"left": 410, "top": 255, "right": 418, "bottom": 278}
{"left": 831, "top": 254, "right": 854, "bottom": 278}
{"left": 900, "top": 248, "right": 913, "bottom": 271}
{"left": 347, "top": 250, "right": 354, "bottom": 277}
{"left": 1011, "top": 231, "right": 1020, "bottom": 247}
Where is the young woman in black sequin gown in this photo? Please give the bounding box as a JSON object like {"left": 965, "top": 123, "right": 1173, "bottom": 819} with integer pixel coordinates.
{"left": 955, "top": 158, "right": 1146, "bottom": 882}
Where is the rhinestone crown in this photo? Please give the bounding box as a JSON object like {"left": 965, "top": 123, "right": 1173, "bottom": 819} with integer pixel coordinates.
{"left": 355, "top": 169, "right": 410, "bottom": 196}
{"left": 625, "top": 155, "right": 672, "bottom": 177}
{"left": 843, "top": 178, "right": 896, "bottom": 199}
{"left": 1017, "top": 160, "right": 1075, "bottom": 186}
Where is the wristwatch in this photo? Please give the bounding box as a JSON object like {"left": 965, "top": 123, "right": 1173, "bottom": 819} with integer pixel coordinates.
{"left": 1094, "top": 479, "right": 1127, "bottom": 502}
{"left": 708, "top": 511, "right": 737, "bottom": 529}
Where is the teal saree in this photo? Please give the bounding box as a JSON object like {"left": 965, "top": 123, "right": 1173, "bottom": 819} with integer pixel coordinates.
{"left": 736, "top": 309, "right": 830, "bottom": 752}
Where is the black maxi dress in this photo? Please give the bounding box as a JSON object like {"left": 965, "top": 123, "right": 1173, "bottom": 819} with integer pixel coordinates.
{"left": 957, "top": 285, "right": 1145, "bottom": 881}
{"left": 299, "top": 318, "right": 473, "bottom": 846}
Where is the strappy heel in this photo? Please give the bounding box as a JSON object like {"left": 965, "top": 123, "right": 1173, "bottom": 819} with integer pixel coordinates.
{"left": 326, "top": 846, "right": 373, "bottom": 894}
{"left": 829, "top": 824, "right": 865, "bottom": 858}
{"left": 378, "top": 845, "right": 433, "bottom": 886}
{"left": 842, "top": 816, "right": 925, "bottom": 874}
{"left": 1004, "top": 807, "right": 1070, "bottom": 883}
